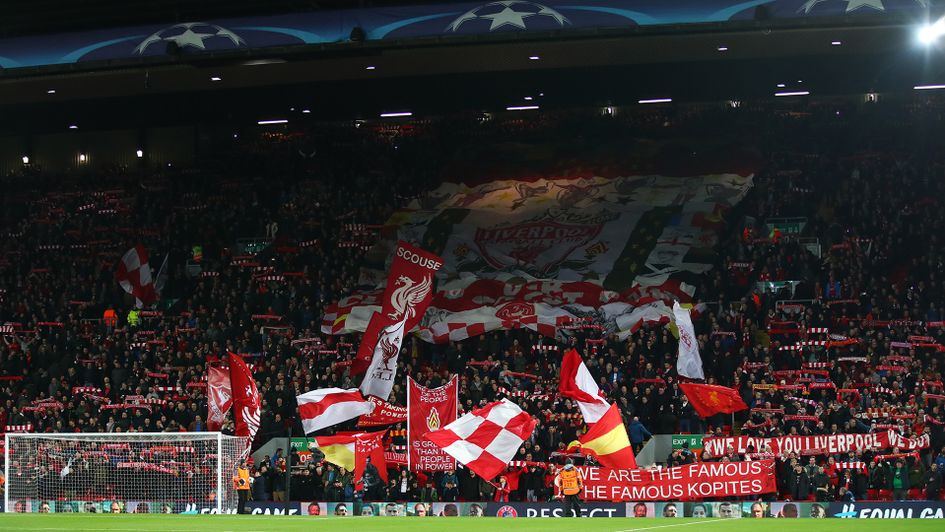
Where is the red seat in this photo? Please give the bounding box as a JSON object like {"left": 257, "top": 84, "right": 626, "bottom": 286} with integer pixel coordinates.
{"left": 878, "top": 489, "right": 892, "bottom": 501}
{"left": 907, "top": 489, "right": 922, "bottom": 500}
{"left": 867, "top": 489, "right": 879, "bottom": 500}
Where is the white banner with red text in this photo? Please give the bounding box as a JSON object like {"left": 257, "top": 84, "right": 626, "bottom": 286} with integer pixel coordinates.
{"left": 703, "top": 431, "right": 930, "bottom": 457}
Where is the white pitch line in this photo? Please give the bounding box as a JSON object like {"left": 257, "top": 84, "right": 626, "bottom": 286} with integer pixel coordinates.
{"left": 615, "top": 518, "right": 730, "bottom": 532}
{"left": 0, "top": 529, "right": 216, "bottom": 532}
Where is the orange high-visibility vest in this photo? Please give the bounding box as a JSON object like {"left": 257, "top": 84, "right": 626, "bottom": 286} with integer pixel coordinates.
{"left": 558, "top": 469, "right": 581, "bottom": 496}
{"left": 233, "top": 467, "right": 250, "bottom": 490}
{"left": 103, "top": 309, "right": 118, "bottom": 327}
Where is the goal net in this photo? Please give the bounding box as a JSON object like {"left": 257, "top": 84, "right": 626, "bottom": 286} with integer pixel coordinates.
{"left": 3, "top": 432, "right": 246, "bottom": 514}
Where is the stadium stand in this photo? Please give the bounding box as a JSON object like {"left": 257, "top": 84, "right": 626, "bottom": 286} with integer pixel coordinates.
{"left": 1, "top": 99, "right": 944, "bottom": 505}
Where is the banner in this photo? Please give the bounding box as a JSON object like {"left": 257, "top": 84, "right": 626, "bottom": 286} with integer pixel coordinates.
{"left": 673, "top": 302, "right": 704, "bottom": 379}
{"left": 206, "top": 366, "right": 232, "bottom": 431}
{"left": 829, "top": 502, "right": 945, "bottom": 519}
{"left": 358, "top": 242, "right": 443, "bottom": 400}
{"left": 228, "top": 353, "right": 261, "bottom": 446}
{"left": 354, "top": 240, "right": 444, "bottom": 374}
{"left": 580, "top": 460, "right": 777, "bottom": 501}
{"left": 703, "top": 431, "right": 930, "bottom": 456}
{"left": 408, "top": 375, "right": 458, "bottom": 472}
{"left": 357, "top": 396, "right": 408, "bottom": 427}
{"left": 0, "top": 2, "right": 928, "bottom": 71}
{"left": 324, "top": 174, "right": 753, "bottom": 343}
{"left": 359, "top": 315, "right": 407, "bottom": 401}
{"left": 484, "top": 502, "right": 628, "bottom": 518}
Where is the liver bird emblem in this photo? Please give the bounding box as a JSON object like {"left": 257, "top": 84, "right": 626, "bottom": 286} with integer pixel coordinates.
{"left": 387, "top": 274, "right": 432, "bottom": 322}
{"left": 380, "top": 327, "right": 402, "bottom": 370}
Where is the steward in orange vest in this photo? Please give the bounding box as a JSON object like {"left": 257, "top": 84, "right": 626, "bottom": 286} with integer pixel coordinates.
{"left": 554, "top": 460, "right": 584, "bottom": 517}
{"left": 233, "top": 460, "right": 250, "bottom": 514}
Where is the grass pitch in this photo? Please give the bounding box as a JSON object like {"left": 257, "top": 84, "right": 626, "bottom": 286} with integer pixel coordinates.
{"left": 1, "top": 515, "right": 944, "bottom": 532}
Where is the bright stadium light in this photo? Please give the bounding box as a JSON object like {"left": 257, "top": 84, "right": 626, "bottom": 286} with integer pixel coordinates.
{"left": 638, "top": 98, "right": 672, "bottom": 104}
{"left": 775, "top": 91, "right": 810, "bottom": 96}
{"left": 136, "top": 149, "right": 144, "bottom": 158}
{"left": 918, "top": 18, "right": 945, "bottom": 45}
{"left": 506, "top": 105, "right": 539, "bottom": 111}
{"left": 380, "top": 112, "right": 412, "bottom": 118}
{"left": 22, "top": 156, "right": 29, "bottom": 164}
{"left": 914, "top": 84, "right": 945, "bottom": 90}
{"left": 257, "top": 119, "right": 288, "bottom": 125}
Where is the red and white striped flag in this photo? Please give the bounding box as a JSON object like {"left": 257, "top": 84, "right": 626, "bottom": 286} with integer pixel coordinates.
{"left": 558, "top": 349, "right": 610, "bottom": 424}
{"left": 297, "top": 388, "right": 375, "bottom": 434}
{"left": 424, "top": 399, "right": 536, "bottom": 481}
{"left": 115, "top": 245, "right": 157, "bottom": 308}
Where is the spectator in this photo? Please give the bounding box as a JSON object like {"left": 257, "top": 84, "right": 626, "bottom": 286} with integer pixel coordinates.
{"left": 890, "top": 461, "right": 910, "bottom": 501}
{"left": 923, "top": 463, "right": 942, "bottom": 501}
{"left": 628, "top": 417, "right": 653, "bottom": 452}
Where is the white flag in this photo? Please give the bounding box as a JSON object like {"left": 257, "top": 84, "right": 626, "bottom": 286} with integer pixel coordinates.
{"left": 673, "top": 301, "right": 704, "bottom": 380}
{"left": 359, "top": 317, "right": 407, "bottom": 400}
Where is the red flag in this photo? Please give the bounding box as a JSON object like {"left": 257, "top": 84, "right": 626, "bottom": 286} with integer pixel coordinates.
{"left": 408, "top": 375, "right": 457, "bottom": 471}
{"left": 354, "top": 432, "right": 388, "bottom": 486}
{"left": 353, "top": 241, "right": 443, "bottom": 376}
{"left": 228, "top": 353, "right": 261, "bottom": 445}
{"left": 679, "top": 383, "right": 749, "bottom": 418}
{"left": 114, "top": 245, "right": 157, "bottom": 308}
{"left": 207, "top": 366, "right": 232, "bottom": 431}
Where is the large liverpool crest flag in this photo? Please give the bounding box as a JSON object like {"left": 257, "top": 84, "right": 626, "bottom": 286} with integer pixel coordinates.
{"left": 324, "top": 174, "right": 752, "bottom": 342}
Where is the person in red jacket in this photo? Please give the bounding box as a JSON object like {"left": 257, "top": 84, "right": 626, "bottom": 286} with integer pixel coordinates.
{"left": 493, "top": 476, "right": 511, "bottom": 502}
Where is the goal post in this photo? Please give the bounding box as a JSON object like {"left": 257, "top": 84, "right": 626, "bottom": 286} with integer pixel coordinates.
{"left": 3, "top": 432, "right": 246, "bottom": 514}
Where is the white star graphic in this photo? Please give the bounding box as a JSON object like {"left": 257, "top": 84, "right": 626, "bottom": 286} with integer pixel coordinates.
{"left": 480, "top": 6, "right": 534, "bottom": 30}
{"left": 214, "top": 27, "right": 245, "bottom": 46}
{"left": 446, "top": 9, "right": 481, "bottom": 32}
{"left": 536, "top": 5, "right": 569, "bottom": 25}
{"left": 797, "top": 0, "right": 830, "bottom": 14}
{"left": 166, "top": 28, "right": 215, "bottom": 50}
{"left": 134, "top": 33, "right": 164, "bottom": 54}
{"left": 845, "top": 0, "right": 884, "bottom": 11}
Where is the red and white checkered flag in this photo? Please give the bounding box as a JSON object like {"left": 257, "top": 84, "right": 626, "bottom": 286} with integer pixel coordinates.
{"left": 424, "top": 398, "right": 537, "bottom": 481}
{"left": 115, "top": 245, "right": 157, "bottom": 308}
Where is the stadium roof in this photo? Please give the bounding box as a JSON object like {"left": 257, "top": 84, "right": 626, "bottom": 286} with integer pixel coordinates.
{"left": 0, "top": 2, "right": 942, "bottom": 134}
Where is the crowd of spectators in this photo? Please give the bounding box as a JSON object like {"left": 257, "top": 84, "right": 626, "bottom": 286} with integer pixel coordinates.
{"left": 1, "top": 98, "right": 944, "bottom": 504}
